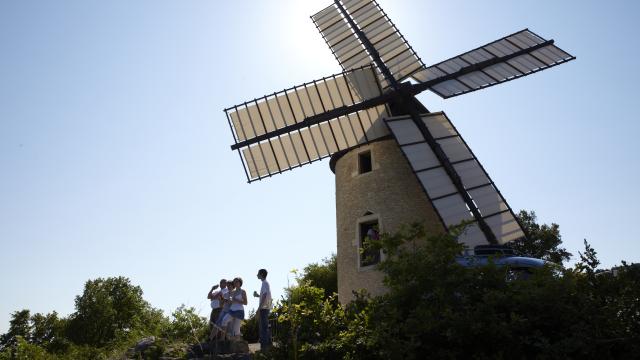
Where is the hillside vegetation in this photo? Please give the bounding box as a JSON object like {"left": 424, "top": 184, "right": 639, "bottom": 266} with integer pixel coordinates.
{"left": 2, "top": 211, "right": 639, "bottom": 359}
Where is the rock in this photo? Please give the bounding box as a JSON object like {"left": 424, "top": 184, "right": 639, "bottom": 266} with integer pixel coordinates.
{"left": 228, "top": 338, "right": 250, "bottom": 353}
{"left": 187, "top": 338, "right": 250, "bottom": 358}
{"left": 203, "top": 354, "right": 251, "bottom": 360}
{"left": 134, "top": 336, "right": 156, "bottom": 352}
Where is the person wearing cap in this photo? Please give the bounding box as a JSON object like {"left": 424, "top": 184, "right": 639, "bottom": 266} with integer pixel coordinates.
{"left": 254, "top": 268, "right": 272, "bottom": 350}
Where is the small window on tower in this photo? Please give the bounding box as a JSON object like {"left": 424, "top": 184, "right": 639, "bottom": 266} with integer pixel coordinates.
{"left": 358, "top": 151, "right": 372, "bottom": 174}
{"left": 359, "top": 220, "right": 380, "bottom": 267}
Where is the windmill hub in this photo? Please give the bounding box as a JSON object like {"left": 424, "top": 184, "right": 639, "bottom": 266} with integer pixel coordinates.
{"left": 223, "top": 0, "right": 574, "bottom": 301}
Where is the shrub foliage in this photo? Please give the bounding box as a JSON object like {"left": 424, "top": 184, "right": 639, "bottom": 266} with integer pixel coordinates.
{"left": 264, "top": 221, "right": 640, "bottom": 359}
{"left": 0, "top": 278, "right": 207, "bottom": 359}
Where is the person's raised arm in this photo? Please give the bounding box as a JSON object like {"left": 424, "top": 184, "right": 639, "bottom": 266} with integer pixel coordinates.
{"left": 207, "top": 284, "right": 219, "bottom": 299}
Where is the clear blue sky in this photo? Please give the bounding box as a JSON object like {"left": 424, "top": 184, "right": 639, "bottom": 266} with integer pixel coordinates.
{"left": 1, "top": 0, "right": 639, "bottom": 333}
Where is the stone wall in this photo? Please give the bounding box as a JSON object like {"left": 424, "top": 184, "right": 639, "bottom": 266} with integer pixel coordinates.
{"left": 333, "top": 138, "right": 444, "bottom": 304}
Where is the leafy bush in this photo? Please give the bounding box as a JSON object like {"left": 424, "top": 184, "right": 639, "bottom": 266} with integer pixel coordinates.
{"left": 0, "top": 336, "right": 52, "bottom": 360}
{"left": 508, "top": 210, "right": 572, "bottom": 264}
{"left": 242, "top": 309, "right": 260, "bottom": 343}
{"left": 164, "top": 304, "right": 208, "bottom": 342}
{"left": 299, "top": 255, "right": 337, "bottom": 299}
{"left": 263, "top": 222, "right": 640, "bottom": 359}
{"left": 0, "top": 277, "right": 203, "bottom": 359}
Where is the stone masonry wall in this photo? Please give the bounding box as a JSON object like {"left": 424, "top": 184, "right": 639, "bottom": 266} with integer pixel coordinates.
{"left": 334, "top": 138, "right": 444, "bottom": 304}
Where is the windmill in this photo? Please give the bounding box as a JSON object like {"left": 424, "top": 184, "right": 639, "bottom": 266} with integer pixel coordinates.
{"left": 223, "top": 0, "right": 574, "bottom": 301}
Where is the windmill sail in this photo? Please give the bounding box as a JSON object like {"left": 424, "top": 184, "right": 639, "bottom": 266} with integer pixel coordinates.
{"left": 384, "top": 112, "right": 526, "bottom": 245}
{"left": 225, "top": 65, "right": 389, "bottom": 182}
{"left": 412, "top": 29, "right": 575, "bottom": 98}
{"left": 312, "top": 0, "right": 425, "bottom": 88}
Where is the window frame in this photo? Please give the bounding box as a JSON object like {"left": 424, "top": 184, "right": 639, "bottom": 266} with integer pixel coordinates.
{"left": 355, "top": 213, "right": 384, "bottom": 271}
{"left": 357, "top": 150, "right": 373, "bottom": 175}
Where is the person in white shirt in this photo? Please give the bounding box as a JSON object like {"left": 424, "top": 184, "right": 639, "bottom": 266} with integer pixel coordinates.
{"left": 210, "top": 279, "right": 233, "bottom": 341}
{"left": 207, "top": 279, "right": 226, "bottom": 330}
{"left": 253, "top": 268, "right": 272, "bottom": 350}
{"left": 220, "top": 277, "right": 247, "bottom": 338}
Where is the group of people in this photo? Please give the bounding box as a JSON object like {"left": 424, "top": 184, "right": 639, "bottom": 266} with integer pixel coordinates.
{"left": 207, "top": 268, "right": 272, "bottom": 350}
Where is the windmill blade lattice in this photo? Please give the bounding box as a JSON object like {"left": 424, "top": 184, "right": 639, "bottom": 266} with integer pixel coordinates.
{"left": 225, "top": 65, "right": 389, "bottom": 181}
{"left": 312, "top": 0, "right": 426, "bottom": 88}
{"left": 385, "top": 112, "right": 526, "bottom": 246}
{"left": 412, "top": 29, "right": 575, "bottom": 98}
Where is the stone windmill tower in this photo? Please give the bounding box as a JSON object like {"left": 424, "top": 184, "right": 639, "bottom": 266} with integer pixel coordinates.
{"left": 224, "top": 0, "right": 574, "bottom": 302}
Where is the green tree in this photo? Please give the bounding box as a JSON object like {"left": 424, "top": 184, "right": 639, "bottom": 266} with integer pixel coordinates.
{"left": 30, "top": 312, "right": 68, "bottom": 354}
{"left": 66, "top": 276, "right": 163, "bottom": 347}
{"left": 510, "top": 210, "right": 572, "bottom": 264}
{"left": 299, "top": 254, "right": 337, "bottom": 299}
{"left": 376, "top": 225, "right": 639, "bottom": 358}
{"left": 165, "top": 304, "right": 208, "bottom": 342}
{"left": 0, "top": 310, "right": 31, "bottom": 350}
{"left": 575, "top": 239, "right": 600, "bottom": 275}
{"left": 0, "top": 336, "right": 52, "bottom": 360}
